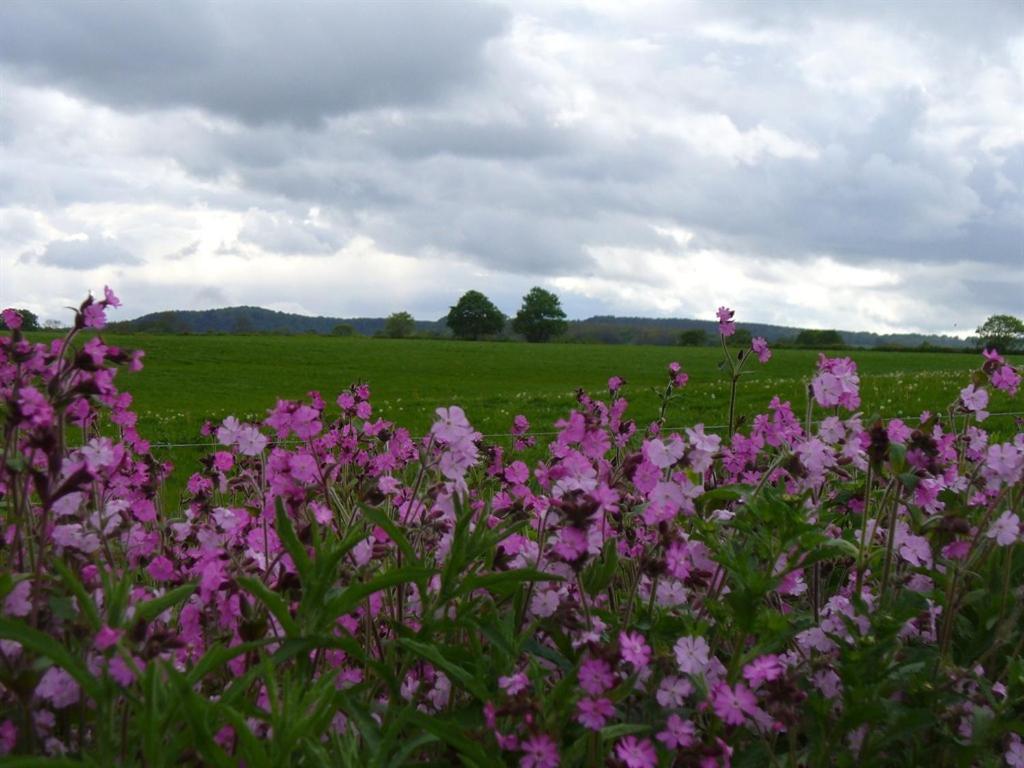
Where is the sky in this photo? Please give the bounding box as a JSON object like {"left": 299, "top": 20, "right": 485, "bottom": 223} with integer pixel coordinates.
{"left": 0, "top": 0, "right": 1021, "bottom": 335}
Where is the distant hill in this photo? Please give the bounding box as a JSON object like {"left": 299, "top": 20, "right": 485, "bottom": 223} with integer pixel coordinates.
{"left": 566, "top": 316, "right": 973, "bottom": 349}
{"left": 109, "top": 306, "right": 972, "bottom": 349}
{"left": 108, "top": 306, "right": 447, "bottom": 337}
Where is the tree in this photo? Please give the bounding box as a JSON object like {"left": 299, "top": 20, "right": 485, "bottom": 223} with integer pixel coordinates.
{"left": 729, "top": 328, "right": 753, "bottom": 348}
{"left": 794, "top": 329, "right": 845, "bottom": 348}
{"left": 446, "top": 291, "right": 505, "bottom": 340}
{"left": 678, "top": 329, "right": 708, "bottom": 347}
{"left": 975, "top": 314, "right": 1024, "bottom": 353}
{"left": 384, "top": 312, "right": 416, "bottom": 339}
{"left": 332, "top": 323, "right": 356, "bottom": 337}
{"left": 512, "top": 287, "right": 567, "bottom": 343}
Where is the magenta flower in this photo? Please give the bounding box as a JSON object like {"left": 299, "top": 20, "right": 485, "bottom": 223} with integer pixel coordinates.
{"left": 959, "top": 384, "right": 989, "bottom": 422}
{"left": 520, "top": 733, "right": 559, "bottom": 768}
{"left": 499, "top": 671, "right": 529, "bottom": 696}
{"left": 716, "top": 306, "right": 736, "bottom": 337}
{"left": 579, "top": 658, "right": 615, "bottom": 695}
{"left": 1006, "top": 733, "right": 1024, "bottom": 768}
{"left": 751, "top": 336, "right": 771, "bottom": 363}
{"left": 615, "top": 735, "right": 657, "bottom": 768}
{"left": 94, "top": 626, "right": 121, "bottom": 652}
{"left": 742, "top": 655, "right": 784, "bottom": 688}
{"left": 1, "top": 308, "right": 22, "bottom": 329}
{"left": 986, "top": 511, "right": 1021, "bottom": 546}
{"left": 608, "top": 376, "right": 624, "bottom": 392}
{"left": 619, "top": 631, "right": 651, "bottom": 669}
{"left": 575, "top": 697, "right": 614, "bottom": 730}
{"left": 711, "top": 681, "right": 758, "bottom": 726}
{"left": 991, "top": 364, "right": 1021, "bottom": 396}
{"left": 657, "top": 713, "right": 697, "bottom": 749}
{"left": 811, "top": 355, "right": 860, "bottom": 410}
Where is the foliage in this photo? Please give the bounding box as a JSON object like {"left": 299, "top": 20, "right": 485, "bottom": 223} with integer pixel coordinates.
{"left": 332, "top": 324, "right": 356, "bottom": 337}
{"left": 382, "top": 312, "right": 416, "bottom": 339}
{"left": 678, "top": 329, "right": 708, "bottom": 347}
{"left": 512, "top": 287, "right": 568, "bottom": 343}
{"left": 446, "top": 290, "right": 506, "bottom": 340}
{"left": 976, "top": 314, "right": 1024, "bottom": 354}
{"left": 2, "top": 291, "right": 1022, "bottom": 766}
{"left": 795, "top": 328, "right": 846, "bottom": 347}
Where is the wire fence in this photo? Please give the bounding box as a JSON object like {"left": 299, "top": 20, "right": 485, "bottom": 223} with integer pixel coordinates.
{"left": 142, "top": 411, "right": 1024, "bottom": 452}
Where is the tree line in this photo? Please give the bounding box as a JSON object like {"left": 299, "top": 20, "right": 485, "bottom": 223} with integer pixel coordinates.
{"left": 382, "top": 287, "right": 568, "bottom": 343}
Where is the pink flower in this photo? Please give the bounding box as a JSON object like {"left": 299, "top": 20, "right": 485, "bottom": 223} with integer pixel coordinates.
{"left": 987, "top": 511, "right": 1021, "bottom": 546}
{"left": 35, "top": 667, "right": 80, "bottom": 709}
{"left": 499, "top": 672, "right": 529, "bottom": 696}
{"left": 710, "top": 682, "right": 758, "bottom": 726}
{"left": 1006, "top": 733, "right": 1024, "bottom": 768}
{"left": 3, "top": 580, "right": 31, "bottom": 617}
{"left": 656, "top": 675, "right": 693, "bottom": 707}
{"left": 576, "top": 697, "right": 614, "bottom": 730}
{"left": 742, "top": 655, "right": 784, "bottom": 688}
{"left": 619, "top": 631, "right": 651, "bottom": 669}
{"left": 102, "top": 285, "right": 121, "bottom": 307}
{"left": 147, "top": 556, "right": 175, "bottom": 581}
{"left": 811, "top": 355, "right": 860, "bottom": 410}
{"left": 520, "top": 733, "right": 559, "bottom": 768}
{"left": 716, "top": 307, "right": 736, "bottom": 337}
{"left": 751, "top": 337, "right": 771, "bottom": 363}
{"left": 82, "top": 302, "right": 107, "bottom": 329}
{"left": 579, "top": 658, "right": 615, "bottom": 695}
{"left": 615, "top": 736, "right": 657, "bottom": 768}
{"left": 657, "top": 713, "right": 696, "bottom": 749}
{"left": 608, "top": 376, "right": 624, "bottom": 392}
{"left": 991, "top": 364, "right": 1020, "bottom": 396}
{"left": 674, "top": 635, "right": 710, "bottom": 676}
{"left": 213, "top": 451, "right": 234, "bottom": 472}
{"left": 959, "top": 384, "right": 989, "bottom": 421}
{"left": 94, "top": 626, "right": 121, "bottom": 652}
{"left": 1, "top": 308, "right": 22, "bottom": 329}
{"left": 108, "top": 656, "right": 136, "bottom": 686}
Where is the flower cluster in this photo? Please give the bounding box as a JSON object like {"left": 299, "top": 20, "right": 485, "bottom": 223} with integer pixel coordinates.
{"left": 0, "top": 294, "right": 1021, "bottom": 766}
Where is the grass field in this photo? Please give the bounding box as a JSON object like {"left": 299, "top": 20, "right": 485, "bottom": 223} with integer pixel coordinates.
{"left": 31, "top": 332, "right": 1022, "bottom": 501}
{"left": 83, "top": 334, "right": 1020, "bottom": 442}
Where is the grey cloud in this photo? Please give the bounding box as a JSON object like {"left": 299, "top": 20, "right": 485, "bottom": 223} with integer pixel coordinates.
{"left": 237, "top": 210, "right": 350, "bottom": 255}
{"left": 0, "top": 1, "right": 508, "bottom": 126}
{"left": 35, "top": 237, "right": 141, "bottom": 270}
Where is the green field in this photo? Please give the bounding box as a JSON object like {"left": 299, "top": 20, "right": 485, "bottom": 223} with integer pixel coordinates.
{"left": 87, "top": 334, "right": 1020, "bottom": 443}
{"left": 23, "top": 330, "right": 1024, "bottom": 505}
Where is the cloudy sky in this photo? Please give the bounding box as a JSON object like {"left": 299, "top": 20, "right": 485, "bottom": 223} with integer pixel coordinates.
{"left": 1, "top": 0, "right": 1021, "bottom": 334}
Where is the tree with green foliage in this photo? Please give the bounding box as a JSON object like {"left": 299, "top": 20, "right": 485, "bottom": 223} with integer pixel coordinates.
{"left": 975, "top": 314, "right": 1024, "bottom": 353}
{"left": 383, "top": 312, "right": 416, "bottom": 339}
{"left": 331, "top": 323, "right": 356, "bottom": 337}
{"left": 511, "top": 287, "right": 568, "bottom": 343}
{"left": 729, "top": 328, "right": 753, "bottom": 348}
{"left": 678, "top": 328, "right": 708, "bottom": 347}
{"left": 446, "top": 291, "right": 505, "bottom": 340}
{"left": 795, "top": 328, "right": 845, "bottom": 348}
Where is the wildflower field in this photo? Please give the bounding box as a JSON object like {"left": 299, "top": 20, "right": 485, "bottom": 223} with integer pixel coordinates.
{"left": 2, "top": 292, "right": 1023, "bottom": 766}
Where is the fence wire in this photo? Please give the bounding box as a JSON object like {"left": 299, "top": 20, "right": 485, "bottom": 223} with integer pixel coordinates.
{"left": 142, "top": 411, "right": 1024, "bottom": 451}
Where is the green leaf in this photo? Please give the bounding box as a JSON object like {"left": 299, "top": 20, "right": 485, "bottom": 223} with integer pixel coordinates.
{"left": 323, "top": 566, "right": 434, "bottom": 622}
{"left": 51, "top": 560, "right": 101, "bottom": 631}
{"left": 238, "top": 576, "right": 299, "bottom": 636}
{"left": 600, "top": 723, "right": 650, "bottom": 740}
{"left": 359, "top": 505, "right": 419, "bottom": 567}
{"left": 275, "top": 498, "right": 311, "bottom": 585}
{"left": 406, "top": 710, "right": 491, "bottom": 768}
{"left": 134, "top": 584, "right": 197, "bottom": 624}
{"left": 398, "top": 638, "right": 489, "bottom": 701}
{"left": 461, "top": 568, "right": 560, "bottom": 598}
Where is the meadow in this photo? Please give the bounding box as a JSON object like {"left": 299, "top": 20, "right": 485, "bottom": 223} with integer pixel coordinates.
{"left": 88, "top": 333, "right": 1022, "bottom": 446}
{"left": 5, "top": 298, "right": 1023, "bottom": 766}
